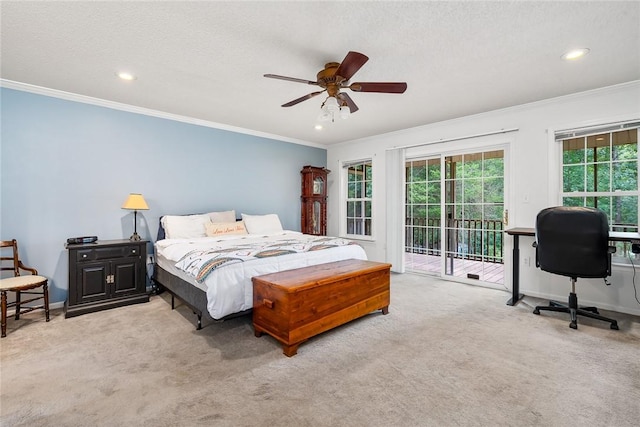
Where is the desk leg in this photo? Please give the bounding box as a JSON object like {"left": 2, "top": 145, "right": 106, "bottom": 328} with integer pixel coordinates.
{"left": 507, "top": 234, "right": 525, "bottom": 306}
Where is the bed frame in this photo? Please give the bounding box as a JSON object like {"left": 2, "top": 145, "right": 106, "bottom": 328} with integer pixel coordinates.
{"left": 152, "top": 216, "right": 250, "bottom": 329}
{"left": 153, "top": 265, "right": 212, "bottom": 329}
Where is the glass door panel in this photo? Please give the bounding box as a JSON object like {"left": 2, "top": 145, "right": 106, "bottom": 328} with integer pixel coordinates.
{"left": 444, "top": 150, "right": 504, "bottom": 284}
{"left": 405, "top": 158, "right": 441, "bottom": 274}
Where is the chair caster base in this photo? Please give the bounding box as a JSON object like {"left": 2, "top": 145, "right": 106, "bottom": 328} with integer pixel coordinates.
{"left": 533, "top": 295, "right": 618, "bottom": 332}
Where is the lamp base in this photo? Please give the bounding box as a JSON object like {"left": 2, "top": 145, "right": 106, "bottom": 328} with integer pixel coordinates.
{"left": 129, "top": 232, "right": 142, "bottom": 241}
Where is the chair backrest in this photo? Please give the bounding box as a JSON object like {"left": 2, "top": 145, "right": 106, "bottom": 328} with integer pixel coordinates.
{"left": 1, "top": 240, "right": 21, "bottom": 277}
{"left": 535, "top": 206, "right": 611, "bottom": 279}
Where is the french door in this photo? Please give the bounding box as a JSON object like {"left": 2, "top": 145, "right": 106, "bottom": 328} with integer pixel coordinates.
{"left": 405, "top": 148, "right": 506, "bottom": 286}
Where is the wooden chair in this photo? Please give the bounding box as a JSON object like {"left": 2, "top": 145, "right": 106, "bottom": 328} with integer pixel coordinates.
{"left": 0, "top": 239, "right": 50, "bottom": 337}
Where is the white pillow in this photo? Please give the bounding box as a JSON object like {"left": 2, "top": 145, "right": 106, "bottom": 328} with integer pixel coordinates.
{"left": 208, "top": 210, "right": 236, "bottom": 223}
{"left": 241, "top": 213, "right": 284, "bottom": 234}
{"left": 205, "top": 221, "right": 248, "bottom": 237}
{"left": 161, "top": 214, "right": 210, "bottom": 239}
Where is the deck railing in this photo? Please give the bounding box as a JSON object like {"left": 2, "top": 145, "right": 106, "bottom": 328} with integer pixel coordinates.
{"left": 405, "top": 218, "right": 504, "bottom": 263}
{"left": 406, "top": 220, "right": 638, "bottom": 265}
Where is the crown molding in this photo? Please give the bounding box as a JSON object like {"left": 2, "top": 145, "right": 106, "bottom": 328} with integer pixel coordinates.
{"left": 335, "top": 80, "right": 640, "bottom": 148}
{"left": 0, "top": 79, "right": 325, "bottom": 149}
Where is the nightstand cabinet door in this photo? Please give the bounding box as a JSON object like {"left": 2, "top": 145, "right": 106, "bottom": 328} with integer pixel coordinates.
{"left": 76, "top": 262, "right": 109, "bottom": 304}
{"left": 66, "top": 239, "right": 149, "bottom": 318}
{"left": 112, "top": 258, "right": 141, "bottom": 296}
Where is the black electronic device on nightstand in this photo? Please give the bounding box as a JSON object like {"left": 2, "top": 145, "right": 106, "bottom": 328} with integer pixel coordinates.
{"left": 66, "top": 236, "right": 98, "bottom": 244}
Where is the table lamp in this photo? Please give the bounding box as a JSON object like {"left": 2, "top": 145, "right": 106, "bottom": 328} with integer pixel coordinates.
{"left": 121, "top": 193, "right": 149, "bottom": 241}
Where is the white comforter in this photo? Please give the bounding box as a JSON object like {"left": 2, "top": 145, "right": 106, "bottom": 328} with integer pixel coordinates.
{"left": 155, "top": 231, "right": 367, "bottom": 319}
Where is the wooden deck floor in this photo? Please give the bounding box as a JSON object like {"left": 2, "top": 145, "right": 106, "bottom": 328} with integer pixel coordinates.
{"left": 404, "top": 252, "right": 504, "bottom": 285}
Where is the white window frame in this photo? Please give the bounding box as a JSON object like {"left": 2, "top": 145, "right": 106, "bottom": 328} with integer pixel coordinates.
{"left": 340, "top": 158, "right": 375, "bottom": 241}
{"left": 551, "top": 119, "right": 640, "bottom": 264}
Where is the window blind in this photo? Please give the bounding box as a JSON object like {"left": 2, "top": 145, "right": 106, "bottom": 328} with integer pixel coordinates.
{"left": 555, "top": 120, "right": 640, "bottom": 141}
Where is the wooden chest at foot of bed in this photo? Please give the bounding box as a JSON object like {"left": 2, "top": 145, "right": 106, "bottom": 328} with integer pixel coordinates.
{"left": 252, "top": 259, "right": 391, "bottom": 357}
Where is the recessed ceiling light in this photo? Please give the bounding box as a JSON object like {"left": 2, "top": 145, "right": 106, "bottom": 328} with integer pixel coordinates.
{"left": 562, "top": 48, "right": 590, "bottom": 61}
{"left": 116, "top": 71, "right": 137, "bottom": 81}
{"left": 315, "top": 124, "right": 323, "bottom": 131}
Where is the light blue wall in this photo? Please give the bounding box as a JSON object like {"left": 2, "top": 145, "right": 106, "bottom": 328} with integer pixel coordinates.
{"left": 0, "top": 88, "right": 326, "bottom": 303}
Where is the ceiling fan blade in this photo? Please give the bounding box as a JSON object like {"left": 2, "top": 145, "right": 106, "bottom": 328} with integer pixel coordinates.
{"left": 349, "top": 82, "right": 407, "bottom": 93}
{"left": 334, "top": 51, "right": 369, "bottom": 81}
{"left": 264, "top": 74, "right": 318, "bottom": 85}
{"left": 282, "top": 91, "right": 325, "bottom": 107}
{"left": 337, "top": 93, "right": 359, "bottom": 114}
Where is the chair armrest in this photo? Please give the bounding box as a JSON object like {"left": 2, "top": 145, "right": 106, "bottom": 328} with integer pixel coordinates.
{"left": 606, "top": 245, "right": 616, "bottom": 277}
{"left": 18, "top": 261, "right": 38, "bottom": 275}
{"left": 532, "top": 241, "right": 539, "bottom": 267}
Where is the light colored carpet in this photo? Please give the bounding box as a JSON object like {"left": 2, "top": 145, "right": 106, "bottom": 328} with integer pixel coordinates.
{"left": 1, "top": 273, "right": 639, "bottom": 427}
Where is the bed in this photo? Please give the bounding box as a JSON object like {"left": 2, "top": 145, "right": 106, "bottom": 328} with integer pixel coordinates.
{"left": 152, "top": 210, "right": 367, "bottom": 329}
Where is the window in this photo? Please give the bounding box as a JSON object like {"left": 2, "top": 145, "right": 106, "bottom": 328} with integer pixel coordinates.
{"left": 559, "top": 122, "right": 639, "bottom": 261}
{"left": 345, "top": 160, "right": 372, "bottom": 237}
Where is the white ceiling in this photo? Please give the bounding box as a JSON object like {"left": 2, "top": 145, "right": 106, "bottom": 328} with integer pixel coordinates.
{"left": 1, "top": 1, "right": 639, "bottom": 146}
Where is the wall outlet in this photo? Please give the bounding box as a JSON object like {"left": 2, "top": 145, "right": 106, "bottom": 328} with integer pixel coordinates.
{"left": 147, "top": 255, "right": 154, "bottom": 265}
{"left": 523, "top": 256, "right": 531, "bottom": 267}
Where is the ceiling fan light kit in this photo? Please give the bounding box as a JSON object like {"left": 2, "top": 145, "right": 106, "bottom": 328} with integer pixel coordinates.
{"left": 339, "top": 105, "right": 351, "bottom": 120}
{"left": 318, "top": 96, "right": 350, "bottom": 122}
{"left": 265, "top": 51, "right": 407, "bottom": 123}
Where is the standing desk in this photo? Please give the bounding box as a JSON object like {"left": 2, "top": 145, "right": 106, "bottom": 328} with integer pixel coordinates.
{"left": 504, "top": 228, "right": 640, "bottom": 306}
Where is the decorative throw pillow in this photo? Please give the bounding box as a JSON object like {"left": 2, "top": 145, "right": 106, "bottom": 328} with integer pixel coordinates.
{"left": 208, "top": 210, "right": 236, "bottom": 223}
{"left": 205, "top": 221, "right": 248, "bottom": 237}
{"left": 241, "top": 213, "right": 284, "bottom": 234}
{"left": 161, "top": 214, "right": 210, "bottom": 239}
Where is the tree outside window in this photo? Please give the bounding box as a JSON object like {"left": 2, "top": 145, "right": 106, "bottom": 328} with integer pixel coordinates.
{"left": 560, "top": 128, "right": 639, "bottom": 260}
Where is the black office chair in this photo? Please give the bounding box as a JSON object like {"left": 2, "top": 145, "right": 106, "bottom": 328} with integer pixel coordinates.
{"left": 532, "top": 206, "right": 619, "bottom": 330}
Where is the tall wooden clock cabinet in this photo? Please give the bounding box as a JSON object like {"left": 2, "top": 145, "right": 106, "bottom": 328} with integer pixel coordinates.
{"left": 301, "top": 165, "right": 330, "bottom": 236}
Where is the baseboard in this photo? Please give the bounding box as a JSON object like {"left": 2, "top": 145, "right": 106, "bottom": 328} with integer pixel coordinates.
{"left": 4, "top": 301, "right": 64, "bottom": 317}
{"left": 50, "top": 301, "right": 66, "bottom": 310}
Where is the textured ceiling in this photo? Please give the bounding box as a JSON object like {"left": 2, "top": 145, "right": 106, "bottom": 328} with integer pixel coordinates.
{"left": 1, "top": 1, "right": 639, "bottom": 146}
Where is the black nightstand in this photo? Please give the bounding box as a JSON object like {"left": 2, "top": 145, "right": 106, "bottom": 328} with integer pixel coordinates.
{"left": 65, "top": 239, "right": 149, "bottom": 318}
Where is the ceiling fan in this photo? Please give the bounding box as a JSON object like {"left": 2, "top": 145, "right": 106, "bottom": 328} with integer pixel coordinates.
{"left": 264, "top": 51, "right": 407, "bottom": 121}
